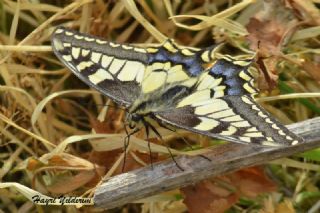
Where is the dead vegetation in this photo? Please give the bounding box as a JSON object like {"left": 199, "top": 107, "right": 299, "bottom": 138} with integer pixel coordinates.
{"left": 0, "top": 0, "right": 319, "bottom": 212}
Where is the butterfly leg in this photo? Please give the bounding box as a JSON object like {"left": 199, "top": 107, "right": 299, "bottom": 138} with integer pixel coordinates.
{"left": 157, "top": 121, "right": 211, "bottom": 162}
{"left": 122, "top": 125, "right": 140, "bottom": 172}
{"left": 157, "top": 121, "right": 194, "bottom": 149}
{"left": 144, "top": 120, "right": 184, "bottom": 171}
{"left": 144, "top": 125, "right": 154, "bottom": 169}
{"left": 123, "top": 125, "right": 129, "bottom": 172}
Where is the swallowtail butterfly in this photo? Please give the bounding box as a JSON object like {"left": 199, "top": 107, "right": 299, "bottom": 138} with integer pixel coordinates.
{"left": 51, "top": 27, "right": 303, "bottom": 147}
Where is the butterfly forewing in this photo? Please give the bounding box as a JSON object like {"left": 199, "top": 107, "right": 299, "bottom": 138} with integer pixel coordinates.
{"left": 51, "top": 27, "right": 148, "bottom": 106}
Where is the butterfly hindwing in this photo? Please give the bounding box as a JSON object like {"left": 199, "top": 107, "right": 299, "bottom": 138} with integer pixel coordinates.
{"left": 155, "top": 58, "right": 303, "bottom": 146}
{"left": 156, "top": 95, "right": 302, "bottom": 146}
{"left": 51, "top": 27, "right": 148, "bottom": 106}
{"left": 172, "top": 58, "right": 257, "bottom": 110}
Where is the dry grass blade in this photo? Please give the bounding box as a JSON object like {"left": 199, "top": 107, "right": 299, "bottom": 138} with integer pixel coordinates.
{"left": 167, "top": 0, "right": 253, "bottom": 34}
{"left": 257, "top": 93, "right": 320, "bottom": 102}
{"left": 0, "top": 112, "right": 55, "bottom": 148}
{"left": 4, "top": 0, "right": 62, "bottom": 12}
{"left": 8, "top": 0, "right": 19, "bottom": 45}
{"left": 121, "top": 0, "right": 166, "bottom": 42}
{"left": 0, "top": 85, "right": 37, "bottom": 111}
{"left": 0, "top": 0, "right": 92, "bottom": 63}
{"left": 31, "top": 90, "right": 99, "bottom": 127}
{"left": 0, "top": 0, "right": 319, "bottom": 212}
{"left": 291, "top": 26, "right": 320, "bottom": 41}
{"left": 0, "top": 45, "right": 52, "bottom": 51}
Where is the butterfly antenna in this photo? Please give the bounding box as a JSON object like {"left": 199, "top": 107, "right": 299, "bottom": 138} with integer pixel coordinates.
{"left": 122, "top": 123, "right": 129, "bottom": 172}
{"left": 144, "top": 120, "right": 184, "bottom": 171}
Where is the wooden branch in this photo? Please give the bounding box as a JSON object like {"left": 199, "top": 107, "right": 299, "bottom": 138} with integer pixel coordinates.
{"left": 94, "top": 117, "right": 320, "bottom": 209}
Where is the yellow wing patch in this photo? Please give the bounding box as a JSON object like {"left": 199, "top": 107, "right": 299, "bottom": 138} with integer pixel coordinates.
{"left": 51, "top": 26, "right": 149, "bottom": 106}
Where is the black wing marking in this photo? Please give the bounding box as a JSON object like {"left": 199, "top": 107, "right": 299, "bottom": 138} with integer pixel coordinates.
{"left": 140, "top": 40, "right": 226, "bottom": 95}
{"left": 141, "top": 40, "right": 256, "bottom": 97}
{"left": 51, "top": 27, "right": 149, "bottom": 107}
{"left": 145, "top": 39, "right": 223, "bottom": 77}
{"left": 205, "top": 58, "right": 257, "bottom": 96}
{"left": 155, "top": 95, "right": 303, "bottom": 146}
{"left": 52, "top": 27, "right": 226, "bottom": 105}
{"left": 154, "top": 58, "right": 302, "bottom": 146}
{"left": 174, "top": 57, "right": 257, "bottom": 108}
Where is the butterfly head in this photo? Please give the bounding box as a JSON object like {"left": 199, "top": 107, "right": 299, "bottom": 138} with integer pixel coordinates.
{"left": 125, "top": 113, "right": 143, "bottom": 129}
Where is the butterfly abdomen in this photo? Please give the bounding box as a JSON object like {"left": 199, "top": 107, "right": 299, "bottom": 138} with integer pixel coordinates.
{"left": 130, "top": 85, "right": 193, "bottom": 116}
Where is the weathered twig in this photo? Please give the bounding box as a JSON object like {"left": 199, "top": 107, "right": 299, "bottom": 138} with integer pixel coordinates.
{"left": 94, "top": 117, "right": 320, "bottom": 209}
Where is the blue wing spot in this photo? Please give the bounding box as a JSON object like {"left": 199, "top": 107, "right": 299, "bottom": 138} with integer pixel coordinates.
{"left": 209, "top": 59, "right": 239, "bottom": 77}
{"left": 208, "top": 59, "right": 253, "bottom": 96}
{"left": 148, "top": 47, "right": 204, "bottom": 76}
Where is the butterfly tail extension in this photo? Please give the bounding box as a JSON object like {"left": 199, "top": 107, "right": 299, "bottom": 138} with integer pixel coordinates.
{"left": 51, "top": 26, "right": 148, "bottom": 106}
{"left": 220, "top": 95, "right": 304, "bottom": 146}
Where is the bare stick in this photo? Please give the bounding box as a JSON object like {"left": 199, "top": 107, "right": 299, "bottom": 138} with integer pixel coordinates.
{"left": 94, "top": 117, "right": 320, "bottom": 209}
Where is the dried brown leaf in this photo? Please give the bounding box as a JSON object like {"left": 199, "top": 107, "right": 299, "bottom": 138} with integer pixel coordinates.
{"left": 246, "top": 1, "right": 298, "bottom": 90}
{"left": 246, "top": 0, "right": 297, "bottom": 55}
{"left": 231, "top": 167, "right": 277, "bottom": 198}
{"left": 247, "top": 18, "right": 285, "bottom": 56}
{"left": 27, "top": 153, "right": 94, "bottom": 171}
{"left": 86, "top": 150, "right": 122, "bottom": 170}
{"left": 256, "top": 56, "right": 279, "bottom": 91}
{"left": 89, "top": 107, "right": 124, "bottom": 133}
{"left": 48, "top": 153, "right": 94, "bottom": 169}
{"left": 46, "top": 170, "right": 96, "bottom": 194}
{"left": 26, "top": 158, "right": 44, "bottom": 171}
{"left": 182, "top": 167, "right": 276, "bottom": 213}
{"left": 181, "top": 180, "right": 238, "bottom": 213}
